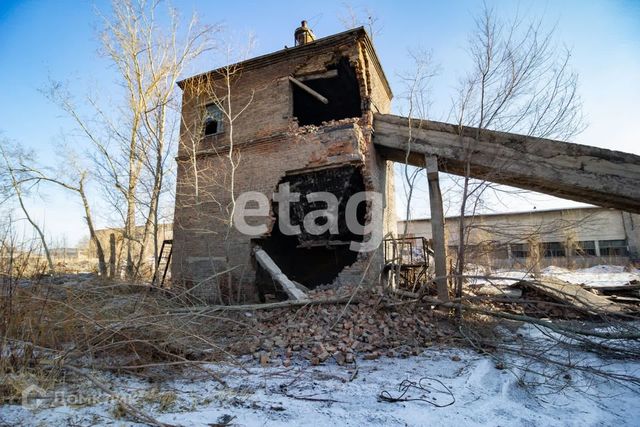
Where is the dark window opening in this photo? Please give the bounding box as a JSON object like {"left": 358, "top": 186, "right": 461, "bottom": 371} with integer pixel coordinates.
{"left": 577, "top": 240, "right": 597, "bottom": 256}
{"left": 511, "top": 243, "right": 529, "bottom": 258}
{"left": 542, "top": 241, "right": 566, "bottom": 258}
{"left": 254, "top": 165, "right": 366, "bottom": 299}
{"left": 292, "top": 57, "right": 362, "bottom": 126}
{"left": 599, "top": 239, "right": 628, "bottom": 257}
{"left": 203, "top": 103, "right": 223, "bottom": 136}
{"left": 204, "top": 119, "right": 218, "bottom": 135}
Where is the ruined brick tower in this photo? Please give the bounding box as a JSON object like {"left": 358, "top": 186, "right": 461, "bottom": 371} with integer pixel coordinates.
{"left": 172, "top": 24, "right": 396, "bottom": 302}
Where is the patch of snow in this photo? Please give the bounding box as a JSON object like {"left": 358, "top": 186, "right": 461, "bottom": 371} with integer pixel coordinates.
{"left": 3, "top": 342, "right": 639, "bottom": 426}
{"left": 580, "top": 265, "right": 626, "bottom": 274}
{"left": 466, "top": 269, "right": 532, "bottom": 287}
{"left": 543, "top": 265, "right": 639, "bottom": 287}
{"left": 470, "top": 265, "right": 639, "bottom": 288}
{"left": 541, "top": 265, "right": 570, "bottom": 275}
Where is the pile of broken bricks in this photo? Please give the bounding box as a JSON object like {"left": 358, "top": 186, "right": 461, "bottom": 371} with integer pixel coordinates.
{"left": 235, "top": 286, "right": 455, "bottom": 366}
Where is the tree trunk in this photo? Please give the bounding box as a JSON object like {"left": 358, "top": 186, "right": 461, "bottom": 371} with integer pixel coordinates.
{"left": 134, "top": 105, "right": 166, "bottom": 280}
{"left": 125, "top": 114, "right": 142, "bottom": 278}
{"left": 79, "top": 178, "right": 107, "bottom": 277}
{"left": 109, "top": 233, "right": 116, "bottom": 278}
{"left": 19, "top": 191, "right": 54, "bottom": 274}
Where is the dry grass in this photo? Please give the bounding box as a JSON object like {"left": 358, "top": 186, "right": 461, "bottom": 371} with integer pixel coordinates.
{"left": 3, "top": 279, "right": 256, "bottom": 361}
{"left": 0, "top": 275, "right": 451, "bottom": 405}
{"left": 0, "top": 276, "right": 258, "bottom": 404}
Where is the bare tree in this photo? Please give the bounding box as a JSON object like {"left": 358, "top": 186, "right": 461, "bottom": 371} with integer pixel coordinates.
{"left": 396, "top": 49, "right": 437, "bottom": 235}
{"left": 0, "top": 140, "right": 54, "bottom": 274}
{"left": 10, "top": 156, "right": 108, "bottom": 277}
{"left": 47, "top": 0, "right": 217, "bottom": 279}
{"left": 338, "top": 3, "right": 382, "bottom": 39}
{"left": 99, "top": 0, "right": 216, "bottom": 278}
{"left": 450, "top": 5, "right": 583, "bottom": 300}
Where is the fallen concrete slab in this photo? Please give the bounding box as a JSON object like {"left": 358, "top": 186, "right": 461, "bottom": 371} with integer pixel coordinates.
{"left": 254, "top": 247, "right": 309, "bottom": 301}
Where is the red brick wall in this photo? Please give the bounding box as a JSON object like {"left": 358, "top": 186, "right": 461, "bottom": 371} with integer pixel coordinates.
{"left": 172, "top": 31, "right": 394, "bottom": 302}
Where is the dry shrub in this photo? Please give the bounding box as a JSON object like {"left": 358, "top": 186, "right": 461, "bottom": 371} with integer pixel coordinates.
{"left": 0, "top": 276, "right": 255, "bottom": 403}
{"left": 0, "top": 253, "right": 49, "bottom": 283}
{"left": 0, "top": 367, "right": 59, "bottom": 404}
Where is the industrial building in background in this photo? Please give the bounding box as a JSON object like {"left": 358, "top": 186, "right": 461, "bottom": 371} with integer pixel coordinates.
{"left": 399, "top": 207, "right": 640, "bottom": 270}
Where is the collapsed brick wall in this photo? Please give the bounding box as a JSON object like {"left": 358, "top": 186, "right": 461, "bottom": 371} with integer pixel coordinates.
{"left": 172, "top": 29, "right": 395, "bottom": 303}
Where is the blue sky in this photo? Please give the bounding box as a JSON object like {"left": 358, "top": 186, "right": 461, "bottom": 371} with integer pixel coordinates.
{"left": 1, "top": 0, "right": 639, "bottom": 245}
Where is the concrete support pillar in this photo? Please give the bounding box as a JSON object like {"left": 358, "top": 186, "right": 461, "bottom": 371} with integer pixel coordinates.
{"left": 426, "top": 155, "right": 449, "bottom": 301}
{"left": 622, "top": 212, "right": 640, "bottom": 259}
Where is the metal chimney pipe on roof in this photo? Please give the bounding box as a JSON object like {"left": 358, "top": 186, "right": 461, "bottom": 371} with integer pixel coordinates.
{"left": 294, "top": 20, "right": 316, "bottom": 46}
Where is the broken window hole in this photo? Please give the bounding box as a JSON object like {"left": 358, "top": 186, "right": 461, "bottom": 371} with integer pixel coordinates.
{"left": 292, "top": 57, "right": 362, "bottom": 126}
{"left": 254, "top": 165, "right": 366, "bottom": 298}
{"left": 203, "top": 103, "right": 223, "bottom": 136}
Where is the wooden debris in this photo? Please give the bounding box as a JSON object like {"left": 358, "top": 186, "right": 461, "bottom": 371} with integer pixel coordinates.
{"left": 585, "top": 282, "right": 640, "bottom": 305}
{"left": 583, "top": 282, "right": 640, "bottom": 294}
{"left": 172, "top": 295, "right": 357, "bottom": 314}
{"left": 63, "top": 364, "right": 173, "bottom": 427}
{"left": 288, "top": 76, "right": 329, "bottom": 104}
{"left": 471, "top": 286, "right": 522, "bottom": 299}
{"left": 514, "top": 277, "right": 627, "bottom": 315}
{"left": 608, "top": 296, "right": 640, "bottom": 305}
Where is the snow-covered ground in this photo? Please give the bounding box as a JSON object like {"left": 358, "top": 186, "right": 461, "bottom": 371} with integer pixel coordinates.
{"left": 541, "top": 265, "right": 640, "bottom": 288}
{"left": 3, "top": 331, "right": 640, "bottom": 426}
{"left": 468, "top": 264, "right": 640, "bottom": 288}
{"left": 2, "top": 266, "right": 640, "bottom": 427}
